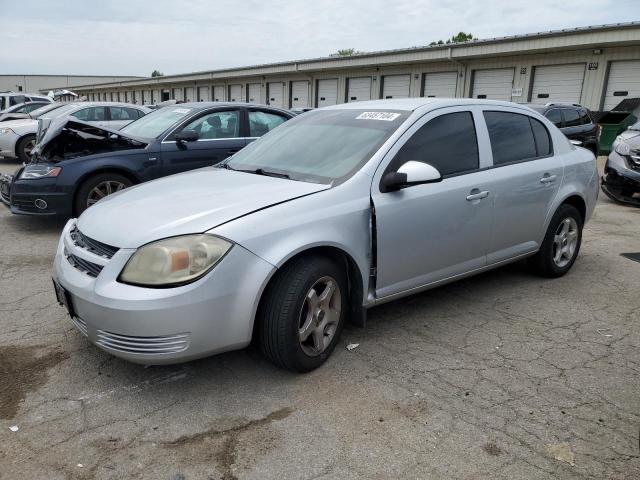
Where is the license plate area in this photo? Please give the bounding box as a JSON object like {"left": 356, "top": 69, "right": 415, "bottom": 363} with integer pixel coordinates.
{"left": 53, "top": 279, "right": 76, "bottom": 318}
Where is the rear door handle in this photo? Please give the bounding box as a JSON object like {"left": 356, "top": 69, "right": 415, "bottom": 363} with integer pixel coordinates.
{"left": 540, "top": 174, "right": 557, "bottom": 184}
{"left": 466, "top": 190, "right": 490, "bottom": 201}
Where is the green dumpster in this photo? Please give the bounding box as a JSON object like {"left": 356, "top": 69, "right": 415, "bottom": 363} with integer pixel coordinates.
{"left": 597, "top": 99, "right": 639, "bottom": 155}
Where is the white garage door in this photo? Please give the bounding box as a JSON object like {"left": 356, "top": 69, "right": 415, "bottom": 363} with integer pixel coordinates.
{"left": 172, "top": 88, "right": 183, "bottom": 101}
{"left": 317, "top": 79, "right": 338, "bottom": 107}
{"left": 229, "top": 84, "right": 242, "bottom": 102}
{"left": 268, "top": 82, "right": 285, "bottom": 107}
{"left": 198, "top": 86, "right": 210, "bottom": 102}
{"left": 213, "top": 86, "right": 225, "bottom": 102}
{"left": 472, "top": 68, "right": 514, "bottom": 101}
{"left": 347, "top": 77, "right": 372, "bottom": 102}
{"left": 247, "top": 83, "right": 261, "bottom": 103}
{"left": 423, "top": 71, "right": 458, "bottom": 98}
{"left": 382, "top": 74, "right": 410, "bottom": 99}
{"left": 604, "top": 60, "right": 640, "bottom": 110}
{"left": 291, "top": 81, "right": 309, "bottom": 108}
{"left": 531, "top": 64, "right": 585, "bottom": 104}
{"left": 184, "top": 87, "right": 196, "bottom": 103}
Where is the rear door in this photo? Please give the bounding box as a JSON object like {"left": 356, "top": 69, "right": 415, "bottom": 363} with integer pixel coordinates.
{"left": 480, "top": 109, "right": 563, "bottom": 263}
{"left": 371, "top": 107, "right": 494, "bottom": 299}
{"left": 160, "top": 108, "right": 245, "bottom": 176}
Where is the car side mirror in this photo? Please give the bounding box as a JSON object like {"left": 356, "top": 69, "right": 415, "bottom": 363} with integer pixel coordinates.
{"left": 175, "top": 129, "right": 199, "bottom": 143}
{"left": 381, "top": 161, "right": 442, "bottom": 192}
{"left": 570, "top": 139, "right": 582, "bottom": 146}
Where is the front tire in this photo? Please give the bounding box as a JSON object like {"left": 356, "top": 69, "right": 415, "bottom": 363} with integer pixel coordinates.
{"left": 530, "top": 204, "right": 583, "bottom": 278}
{"left": 16, "top": 134, "right": 36, "bottom": 163}
{"left": 259, "top": 255, "right": 348, "bottom": 372}
{"left": 74, "top": 173, "right": 132, "bottom": 215}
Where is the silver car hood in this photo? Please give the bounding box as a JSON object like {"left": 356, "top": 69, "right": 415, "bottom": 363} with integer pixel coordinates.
{"left": 77, "top": 167, "right": 330, "bottom": 248}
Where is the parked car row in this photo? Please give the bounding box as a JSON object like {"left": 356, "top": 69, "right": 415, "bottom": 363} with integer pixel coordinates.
{"left": 29, "top": 98, "right": 597, "bottom": 372}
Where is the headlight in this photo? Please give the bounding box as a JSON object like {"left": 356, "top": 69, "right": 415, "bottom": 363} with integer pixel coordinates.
{"left": 615, "top": 141, "right": 631, "bottom": 156}
{"left": 19, "top": 164, "right": 62, "bottom": 179}
{"left": 119, "top": 235, "right": 232, "bottom": 287}
{"left": 0, "top": 127, "right": 15, "bottom": 135}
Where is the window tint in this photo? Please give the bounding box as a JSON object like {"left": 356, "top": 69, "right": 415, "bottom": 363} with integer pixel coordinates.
{"left": 563, "top": 109, "right": 581, "bottom": 127}
{"left": 180, "top": 110, "right": 240, "bottom": 139}
{"left": 71, "top": 107, "right": 107, "bottom": 122}
{"left": 484, "top": 111, "right": 537, "bottom": 165}
{"left": 390, "top": 111, "right": 479, "bottom": 176}
{"left": 578, "top": 109, "right": 591, "bottom": 125}
{"left": 545, "top": 109, "right": 563, "bottom": 127}
{"left": 530, "top": 118, "right": 552, "bottom": 157}
{"left": 249, "top": 111, "right": 288, "bottom": 137}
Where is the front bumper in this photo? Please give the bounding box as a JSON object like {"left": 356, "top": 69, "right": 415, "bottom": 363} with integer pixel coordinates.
{"left": 601, "top": 151, "right": 640, "bottom": 206}
{"left": 7, "top": 174, "right": 73, "bottom": 216}
{"left": 52, "top": 220, "right": 276, "bottom": 364}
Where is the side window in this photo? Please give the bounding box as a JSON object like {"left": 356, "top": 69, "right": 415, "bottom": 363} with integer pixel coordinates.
{"left": 544, "top": 109, "right": 563, "bottom": 127}
{"left": 72, "top": 107, "right": 107, "bottom": 122}
{"left": 484, "top": 111, "right": 537, "bottom": 165}
{"left": 578, "top": 109, "right": 591, "bottom": 125}
{"left": 127, "top": 108, "right": 145, "bottom": 119}
{"left": 249, "top": 111, "right": 288, "bottom": 137}
{"left": 563, "top": 109, "right": 581, "bottom": 127}
{"left": 530, "top": 118, "right": 552, "bottom": 157}
{"left": 180, "top": 110, "right": 240, "bottom": 139}
{"left": 10, "top": 95, "right": 26, "bottom": 106}
{"left": 390, "top": 111, "right": 479, "bottom": 176}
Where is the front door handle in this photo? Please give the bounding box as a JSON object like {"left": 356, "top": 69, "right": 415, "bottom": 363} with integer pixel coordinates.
{"left": 466, "top": 190, "right": 490, "bottom": 201}
{"left": 540, "top": 174, "right": 557, "bottom": 184}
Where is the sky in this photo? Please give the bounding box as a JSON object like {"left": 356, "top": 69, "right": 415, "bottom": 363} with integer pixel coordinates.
{"left": 0, "top": 0, "right": 638, "bottom": 77}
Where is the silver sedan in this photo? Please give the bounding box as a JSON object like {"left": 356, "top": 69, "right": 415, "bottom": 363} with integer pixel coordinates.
{"left": 53, "top": 98, "right": 599, "bottom": 371}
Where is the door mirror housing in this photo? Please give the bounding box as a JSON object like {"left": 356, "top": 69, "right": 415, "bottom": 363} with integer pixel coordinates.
{"left": 381, "top": 161, "right": 442, "bottom": 192}
{"left": 175, "top": 129, "right": 199, "bottom": 143}
{"left": 569, "top": 139, "right": 583, "bottom": 146}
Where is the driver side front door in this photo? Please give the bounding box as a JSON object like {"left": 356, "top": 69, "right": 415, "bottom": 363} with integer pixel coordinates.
{"left": 371, "top": 107, "right": 495, "bottom": 300}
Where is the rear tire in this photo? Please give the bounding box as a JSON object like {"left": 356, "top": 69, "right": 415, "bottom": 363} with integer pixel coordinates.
{"left": 529, "top": 204, "right": 583, "bottom": 278}
{"left": 259, "top": 255, "right": 347, "bottom": 372}
{"left": 74, "top": 173, "right": 132, "bottom": 216}
{"left": 16, "top": 134, "right": 36, "bottom": 163}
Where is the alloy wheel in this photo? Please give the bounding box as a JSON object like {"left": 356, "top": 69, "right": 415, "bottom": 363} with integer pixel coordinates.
{"left": 298, "top": 276, "right": 341, "bottom": 356}
{"left": 552, "top": 217, "right": 579, "bottom": 268}
{"left": 87, "top": 181, "right": 127, "bottom": 207}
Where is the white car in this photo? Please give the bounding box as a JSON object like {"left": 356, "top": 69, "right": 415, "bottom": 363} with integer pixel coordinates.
{"left": 0, "top": 92, "right": 52, "bottom": 111}
{"left": 0, "top": 102, "right": 150, "bottom": 162}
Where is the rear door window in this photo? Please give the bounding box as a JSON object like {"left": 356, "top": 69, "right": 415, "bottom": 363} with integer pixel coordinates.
{"left": 484, "top": 111, "right": 537, "bottom": 165}
{"left": 72, "top": 107, "right": 107, "bottom": 122}
{"left": 177, "top": 110, "right": 240, "bottom": 139}
{"left": 544, "top": 109, "right": 563, "bottom": 127}
{"left": 389, "top": 111, "right": 479, "bottom": 176}
{"left": 248, "top": 110, "right": 288, "bottom": 137}
{"left": 563, "top": 109, "right": 581, "bottom": 127}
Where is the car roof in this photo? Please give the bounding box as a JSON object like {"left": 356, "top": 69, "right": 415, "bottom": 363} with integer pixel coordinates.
{"left": 323, "top": 98, "right": 541, "bottom": 112}
{"left": 172, "top": 101, "right": 293, "bottom": 115}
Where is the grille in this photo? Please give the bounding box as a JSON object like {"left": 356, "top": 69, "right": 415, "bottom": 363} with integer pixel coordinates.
{"left": 65, "top": 251, "right": 103, "bottom": 278}
{"left": 72, "top": 316, "right": 88, "bottom": 337}
{"left": 70, "top": 226, "right": 119, "bottom": 259}
{"left": 95, "top": 331, "right": 190, "bottom": 355}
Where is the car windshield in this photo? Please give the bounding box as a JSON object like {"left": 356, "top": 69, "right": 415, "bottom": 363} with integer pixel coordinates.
{"left": 120, "top": 106, "right": 196, "bottom": 139}
{"left": 225, "top": 109, "right": 410, "bottom": 184}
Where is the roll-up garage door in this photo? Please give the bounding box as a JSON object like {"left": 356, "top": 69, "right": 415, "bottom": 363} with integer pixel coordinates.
{"left": 247, "top": 83, "right": 261, "bottom": 103}
{"left": 382, "top": 74, "right": 410, "bottom": 99}
{"left": 268, "top": 82, "right": 285, "bottom": 107}
{"left": 184, "top": 87, "right": 195, "bottom": 103}
{"left": 472, "top": 68, "right": 514, "bottom": 101}
{"left": 172, "top": 88, "right": 183, "bottom": 101}
{"left": 530, "top": 64, "right": 585, "bottom": 104}
{"left": 229, "top": 84, "right": 242, "bottom": 102}
{"left": 213, "top": 86, "right": 225, "bottom": 102}
{"left": 603, "top": 60, "right": 640, "bottom": 110}
{"left": 347, "top": 77, "right": 372, "bottom": 102}
{"left": 423, "top": 72, "right": 457, "bottom": 98}
{"left": 317, "top": 79, "right": 338, "bottom": 107}
{"left": 198, "top": 86, "right": 210, "bottom": 102}
{"left": 291, "top": 81, "right": 309, "bottom": 108}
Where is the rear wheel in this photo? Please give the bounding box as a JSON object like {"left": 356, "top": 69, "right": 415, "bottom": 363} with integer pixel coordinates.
{"left": 74, "top": 173, "right": 132, "bottom": 215}
{"left": 530, "top": 204, "right": 583, "bottom": 278}
{"left": 16, "top": 134, "right": 36, "bottom": 163}
{"left": 259, "top": 255, "right": 347, "bottom": 372}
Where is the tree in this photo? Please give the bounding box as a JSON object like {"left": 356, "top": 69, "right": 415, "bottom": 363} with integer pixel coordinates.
{"left": 429, "top": 32, "right": 474, "bottom": 46}
{"left": 151, "top": 70, "right": 164, "bottom": 77}
{"left": 330, "top": 48, "right": 362, "bottom": 57}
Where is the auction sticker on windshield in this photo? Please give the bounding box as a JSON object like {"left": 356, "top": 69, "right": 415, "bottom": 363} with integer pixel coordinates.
{"left": 356, "top": 112, "right": 401, "bottom": 121}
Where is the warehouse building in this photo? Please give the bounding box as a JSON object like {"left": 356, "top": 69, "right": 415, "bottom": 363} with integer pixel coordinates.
{"left": 54, "top": 22, "right": 640, "bottom": 112}
{"left": 1, "top": 75, "right": 141, "bottom": 94}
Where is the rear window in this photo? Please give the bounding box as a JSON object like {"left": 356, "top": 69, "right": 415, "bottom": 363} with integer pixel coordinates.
{"left": 484, "top": 111, "right": 552, "bottom": 165}
{"left": 563, "top": 109, "right": 581, "bottom": 127}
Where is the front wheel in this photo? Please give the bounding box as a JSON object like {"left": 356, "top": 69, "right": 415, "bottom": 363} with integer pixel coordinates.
{"left": 259, "top": 255, "right": 348, "bottom": 372}
{"left": 529, "top": 204, "right": 583, "bottom": 278}
{"left": 16, "top": 134, "right": 36, "bottom": 163}
{"left": 74, "top": 173, "right": 132, "bottom": 215}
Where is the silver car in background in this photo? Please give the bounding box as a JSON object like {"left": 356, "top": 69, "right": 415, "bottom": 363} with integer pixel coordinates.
{"left": 0, "top": 102, "right": 151, "bottom": 162}
{"left": 53, "top": 99, "right": 598, "bottom": 372}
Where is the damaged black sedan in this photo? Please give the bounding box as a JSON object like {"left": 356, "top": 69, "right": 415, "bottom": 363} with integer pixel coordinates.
{"left": 1, "top": 102, "right": 293, "bottom": 216}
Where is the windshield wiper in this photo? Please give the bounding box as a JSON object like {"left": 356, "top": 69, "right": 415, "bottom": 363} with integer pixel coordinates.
{"left": 227, "top": 166, "right": 291, "bottom": 179}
